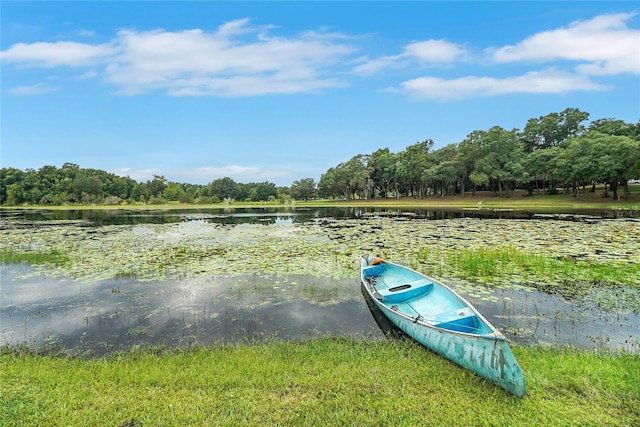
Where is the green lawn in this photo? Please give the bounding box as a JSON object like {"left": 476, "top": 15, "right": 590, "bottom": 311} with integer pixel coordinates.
{"left": 2, "top": 338, "right": 638, "bottom": 426}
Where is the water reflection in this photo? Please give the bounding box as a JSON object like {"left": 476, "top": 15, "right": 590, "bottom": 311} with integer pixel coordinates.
{"left": 467, "top": 287, "right": 640, "bottom": 352}
{"left": 1, "top": 206, "right": 639, "bottom": 355}
{"left": 1, "top": 266, "right": 383, "bottom": 355}
{"left": 2, "top": 205, "right": 638, "bottom": 227}
{"left": 2, "top": 263, "right": 638, "bottom": 354}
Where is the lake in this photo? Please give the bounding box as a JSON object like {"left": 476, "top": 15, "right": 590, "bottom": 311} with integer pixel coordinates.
{"left": 1, "top": 206, "right": 639, "bottom": 355}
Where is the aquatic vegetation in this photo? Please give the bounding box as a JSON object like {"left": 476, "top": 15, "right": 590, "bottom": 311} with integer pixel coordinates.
{"left": 419, "top": 244, "right": 640, "bottom": 289}
{"left": 417, "top": 244, "right": 640, "bottom": 314}
{"left": 1, "top": 214, "right": 639, "bottom": 313}
{"left": 0, "top": 248, "right": 69, "bottom": 266}
{"left": 2, "top": 211, "right": 640, "bottom": 354}
{"left": 1, "top": 221, "right": 352, "bottom": 282}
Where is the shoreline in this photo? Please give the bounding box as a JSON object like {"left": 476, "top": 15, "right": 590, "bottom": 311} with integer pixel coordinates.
{"left": 2, "top": 189, "right": 640, "bottom": 211}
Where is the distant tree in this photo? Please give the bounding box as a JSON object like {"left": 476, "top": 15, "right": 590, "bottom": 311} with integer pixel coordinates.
{"left": 208, "top": 177, "right": 238, "bottom": 200}
{"left": 468, "top": 126, "right": 527, "bottom": 197}
{"left": 318, "top": 155, "right": 369, "bottom": 200}
{"left": 588, "top": 118, "right": 640, "bottom": 140}
{"left": 344, "top": 154, "right": 370, "bottom": 199}
{"left": 396, "top": 140, "right": 433, "bottom": 198}
{"left": 235, "top": 183, "right": 250, "bottom": 202}
{"left": 234, "top": 181, "right": 277, "bottom": 202}
{"left": 318, "top": 166, "right": 346, "bottom": 199}
{"left": 367, "top": 148, "right": 397, "bottom": 198}
{"left": 131, "top": 182, "right": 152, "bottom": 203}
{"left": 103, "top": 175, "right": 135, "bottom": 200}
{"left": 4, "top": 183, "right": 23, "bottom": 205}
{"left": 520, "top": 108, "right": 589, "bottom": 152}
{"left": 524, "top": 146, "right": 564, "bottom": 193}
{"left": 559, "top": 134, "right": 639, "bottom": 199}
{"left": 588, "top": 118, "right": 628, "bottom": 136}
{"left": 163, "top": 182, "right": 191, "bottom": 203}
{"left": 0, "top": 167, "right": 25, "bottom": 204}
{"left": 72, "top": 174, "right": 103, "bottom": 202}
{"left": 290, "top": 178, "right": 317, "bottom": 201}
{"left": 424, "top": 144, "right": 462, "bottom": 197}
{"left": 252, "top": 181, "right": 278, "bottom": 201}
{"left": 147, "top": 175, "right": 167, "bottom": 198}
{"left": 457, "top": 131, "right": 485, "bottom": 195}
{"left": 37, "top": 165, "right": 65, "bottom": 203}
{"left": 182, "top": 184, "right": 203, "bottom": 201}
{"left": 61, "top": 163, "right": 80, "bottom": 173}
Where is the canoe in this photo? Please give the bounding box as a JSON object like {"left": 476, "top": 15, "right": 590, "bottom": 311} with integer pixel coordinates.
{"left": 361, "top": 256, "right": 526, "bottom": 398}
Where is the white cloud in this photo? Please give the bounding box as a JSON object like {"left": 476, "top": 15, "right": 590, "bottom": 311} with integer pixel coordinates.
{"left": 7, "top": 83, "right": 59, "bottom": 96}
{"left": 0, "top": 41, "right": 115, "bottom": 67}
{"left": 3, "top": 12, "right": 635, "bottom": 101}
{"left": 301, "top": 29, "right": 353, "bottom": 40}
{"left": 352, "top": 56, "right": 399, "bottom": 76}
{"left": 75, "top": 70, "right": 99, "bottom": 79}
{"left": 105, "top": 23, "right": 353, "bottom": 96}
{"left": 165, "top": 75, "right": 347, "bottom": 97}
{"left": 109, "top": 168, "right": 163, "bottom": 183}
{"left": 492, "top": 12, "right": 640, "bottom": 75}
{"left": 403, "top": 40, "right": 467, "bottom": 63}
{"left": 392, "top": 69, "right": 609, "bottom": 101}
{"left": 353, "top": 39, "right": 467, "bottom": 75}
{"left": 216, "top": 18, "right": 253, "bottom": 38}
{"left": 190, "top": 165, "right": 293, "bottom": 181}
{"left": 76, "top": 29, "right": 97, "bottom": 37}
{"left": 386, "top": 12, "right": 636, "bottom": 101}
{"left": 111, "top": 164, "right": 293, "bottom": 184}
{"left": 1, "top": 18, "right": 354, "bottom": 97}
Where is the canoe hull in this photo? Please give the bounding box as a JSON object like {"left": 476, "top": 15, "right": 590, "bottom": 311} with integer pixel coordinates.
{"left": 361, "top": 258, "right": 526, "bottom": 398}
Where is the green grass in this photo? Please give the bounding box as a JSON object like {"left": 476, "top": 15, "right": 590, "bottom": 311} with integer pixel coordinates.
{"left": 1, "top": 338, "right": 638, "bottom": 426}
{"left": 418, "top": 245, "right": 640, "bottom": 290}
{"left": 0, "top": 248, "right": 69, "bottom": 266}
{"left": 416, "top": 245, "right": 640, "bottom": 314}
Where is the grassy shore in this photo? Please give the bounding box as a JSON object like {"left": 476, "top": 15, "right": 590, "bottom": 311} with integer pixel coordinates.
{"left": 2, "top": 186, "right": 640, "bottom": 211}
{"left": 310, "top": 186, "right": 640, "bottom": 210}
{"left": 2, "top": 338, "right": 638, "bottom": 426}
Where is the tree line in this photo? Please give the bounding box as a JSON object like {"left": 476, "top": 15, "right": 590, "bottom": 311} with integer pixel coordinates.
{"left": 0, "top": 165, "right": 320, "bottom": 206}
{"left": 318, "top": 108, "right": 640, "bottom": 201}
{"left": 1, "top": 108, "right": 639, "bottom": 206}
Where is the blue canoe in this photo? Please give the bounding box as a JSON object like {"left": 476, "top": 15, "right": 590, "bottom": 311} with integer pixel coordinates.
{"left": 361, "top": 256, "right": 526, "bottom": 398}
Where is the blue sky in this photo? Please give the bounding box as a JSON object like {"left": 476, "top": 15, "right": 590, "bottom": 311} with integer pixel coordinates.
{"left": 2, "top": 1, "right": 639, "bottom": 186}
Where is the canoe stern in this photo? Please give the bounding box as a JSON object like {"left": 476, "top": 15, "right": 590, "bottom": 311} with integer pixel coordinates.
{"left": 388, "top": 306, "right": 526, "bottom": 398}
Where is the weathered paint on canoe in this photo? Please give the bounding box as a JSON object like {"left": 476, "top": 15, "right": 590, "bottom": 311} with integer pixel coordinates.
{"left": 361, "top": 257, "right": 526, "bottom": 398}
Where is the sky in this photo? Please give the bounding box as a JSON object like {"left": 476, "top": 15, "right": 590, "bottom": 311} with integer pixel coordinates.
{"left": 1, "top": 1, "right": 639, "bottom": 186}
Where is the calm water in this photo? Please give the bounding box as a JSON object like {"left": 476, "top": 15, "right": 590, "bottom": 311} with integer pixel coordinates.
{"left": 1, "top": 266, "right": 373, "bottom": 354}
{"left": 1, "top": 207, "right": 639, "bottom": 354}
{"left": 2, "top": 205, "right": 638, "bottom": 225}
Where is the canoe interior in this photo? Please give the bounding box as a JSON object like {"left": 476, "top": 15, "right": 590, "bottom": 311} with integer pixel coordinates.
{"left": 363, "top": 261, "right": 494, "bottom": 335}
